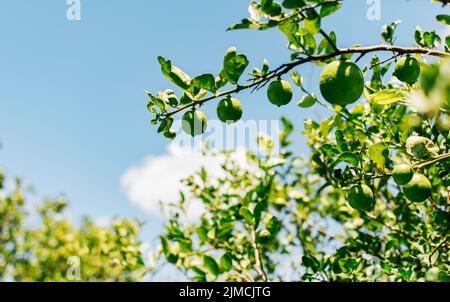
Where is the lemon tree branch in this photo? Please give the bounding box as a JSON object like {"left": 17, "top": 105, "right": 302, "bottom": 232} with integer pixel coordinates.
{"left": 160, "top": 45, "right": 450, "bottom": 121}
{"left": 415, "top": 153, "right": 450, "bottom": 169}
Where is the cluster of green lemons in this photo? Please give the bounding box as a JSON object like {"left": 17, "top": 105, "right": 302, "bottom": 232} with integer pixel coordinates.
{"left": 347, "top": 163, "right": 432, "bottom": 212}
{"left": 180, "top": 55, "right": 430, "bottom": 211}
{"left": 181, "top": 55, "right": 421, "bottom": 137}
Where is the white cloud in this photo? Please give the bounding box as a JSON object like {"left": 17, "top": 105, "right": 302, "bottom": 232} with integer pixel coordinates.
{"left": 120, "top": 142, "right": 249, "bottom": 219}
{"left": 94, "top": 216, "right": 112, "bottom": 227}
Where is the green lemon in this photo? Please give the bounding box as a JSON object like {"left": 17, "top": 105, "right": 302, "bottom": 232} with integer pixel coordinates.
{"left": 267, "top": 79, "right": 293, "bottom": 107}
{"left": 394, "top": 56, "right": 421, "bottom": 84}
{"left": 182, "top": 109, "right": 207, "bottom": 137}
{"left": 348, "top": 184, "right": 374, "bottom": 211}
{"left": 297, "top": 94, "right": 317, "bottom": 108}
{"left": 392, "top": 164, "right": 414, "bottom": 186}
{"left": 319, "top": 60, "right": 365, "bottom": 106}
{"left": 217, "top": 97, "right": 243, "bottom": 124}
{"left": 256, "top": 229, "right": 272, "bottom": 244}
{"left": 403, "top": 174, "right": 432, "bottom": 203}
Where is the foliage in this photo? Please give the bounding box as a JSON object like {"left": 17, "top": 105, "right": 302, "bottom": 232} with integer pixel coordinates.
{"left": 0, "top": 170, "right": 147, "bottom": 282}
{"left": 148, "top": 1, "right": 450, "bottom": 281}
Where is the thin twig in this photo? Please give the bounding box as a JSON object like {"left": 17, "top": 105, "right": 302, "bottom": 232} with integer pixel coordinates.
{"left": 370, "top": 53, "right": 402, "bottom": 69}
{"left": 414, "top": 153, "right": 450, "bottom": 169}
{"left": 428, "top": 235, "right": 448, "bottom": 264}
{"left": 250, "top": 228, "right": 268, "bottom": 282}
{"left": 361, "top": 212, "right": 414, "bottom": 240}
{"left": 304, "top": 221, "right": 346, "bottom": 243}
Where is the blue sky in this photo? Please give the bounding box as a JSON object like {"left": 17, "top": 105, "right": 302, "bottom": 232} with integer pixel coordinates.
{"left": 0, "top": 0, "right": 448, "bottom": 244}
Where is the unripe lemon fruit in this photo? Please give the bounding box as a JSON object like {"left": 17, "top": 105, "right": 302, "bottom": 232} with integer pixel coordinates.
{"left": 348, "top": 184, "right": 374, "bottom": 211}
{"left": 392, "top": 164, "right": 414, "bottom": 186}
{"left": 319, "top": 60, "right": 364, "bottom": 106}
{"left": 297, "top": 94, "right": 317, "bottom": 108}
{"left": 267, "top": 79, "right": 293, "bottom": 107}
{"left": 403, "top": 174, "right": 432, "bottom": 203}
{"left": 182, "top": 109, "right": 207, "bottom": 137}
{"left": 394, "top": 56, "right": 421, "bottom": 84}
{"left": 217, "top": 97, "right": 243, "bottom": 124}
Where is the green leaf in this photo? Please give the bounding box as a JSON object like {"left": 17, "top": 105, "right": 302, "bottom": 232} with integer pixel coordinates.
{"left": 220, "top": 47, "right": 249, "bottom": 84}
{"left": 164, "top": 89, "right": 179, "bottom": 107}
{"left": 381, "top": 20, "right": 401, "bottom": 45}
{"left": 163, "top": 129, "right": 176, "bottom": 140}
{"left": 266, "top": 216, "right": 281, "bottom": 235}
{"left": 318, "top": 31, "right": 337, "bottom": 54}
{"left": 166, "top": 253, "right": 178, "bottom": 264}
{"left": 220, "top": 254, "right": 233, "bottom": 272}
{"left": 149, "top": 93, "right": 168, "bottom": 113}
{"left": 157, "top": 56, "right": 191, "bottom": 90}
{"left": 253, "top": 200, "right": 268, "bottom": 228}
{"left": 302, "top": 255, "right": 320, "bottom": 272}
{"left": 369, "top": 89, "right": 408, "bottom": 105}
{"left": 179, "top": 92, "right": 194, "bottom": 105}
{"left": 335, "top": 130, "right": 346, "bottom": 149}
{"left": 304, "top": 9, "right": 321, "bottom": 35}
{"left": 197, "top": 227, "right": 209, "bottom": 243}
{"left": 239, "top": 207, "right": 254, "bottom": 224}
{"left": 414, "top": 26, "right": 424, "bottom": 46}
{"left": 203, "top": 255, "right": 220, "bottom": 276}
{"left": 291, "top": 71, "right": 303, "bottom": 88}
{"left": 436, "top": 15, "right": 450, "bottom": 25}
{"left": 282, "top": 0, "right": 305, "bottom": 9}
{"left": 415, "top": 27, "right": 441, "bottom": 48}
{"left": 160, "top": 236, "right": 169, "bottom": 254}
{"left": 421, "top": 63, "right": 440, "bottom": 95}
{"left": 423, "top": 30, "right": 441, "bottom": 48}
{"left": 262, "top": 59, "right": 269, "bottom": 74}
{"left": 368, "top": 143, "right": 389, "bottom": 168}
{"left": 228, "top": 18, "right": 261, "bottom": 30}
{"left": 320, "top": 143, "right": 340, "bottom": 156}
{"left": 191, "top": 266, "right": 206, "bottom": 276}
{"left": 333, "top": 152, "right": 360, "bottom": 167}
{"left": 261, "top": 0, "right": 282, "bottom": 17}
{"left": 157, "top": 118, "right": 173, "bottom": 134}
{"left": 320, "top": 2, "right": 342, "bottom": 17}
{"left": 188, "top": 74, "right": 217, "bottom": 95}
{"left": 300, "top": 33, "right": 317, "bottom": 55}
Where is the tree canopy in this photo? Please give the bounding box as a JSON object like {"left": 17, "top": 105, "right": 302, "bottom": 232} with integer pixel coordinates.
{"left": 1, "top": 0, "right": 450, "bottom": 282}
{"left": 0, "top": 170, "right": 147, "bottom": 281}
{"left": 147, "top": 0, "right": 450, "bottom": 282}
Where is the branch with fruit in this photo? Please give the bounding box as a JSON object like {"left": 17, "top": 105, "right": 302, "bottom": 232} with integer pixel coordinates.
{"left": 146, "top": 0, "right": 450, "bottom": 139}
